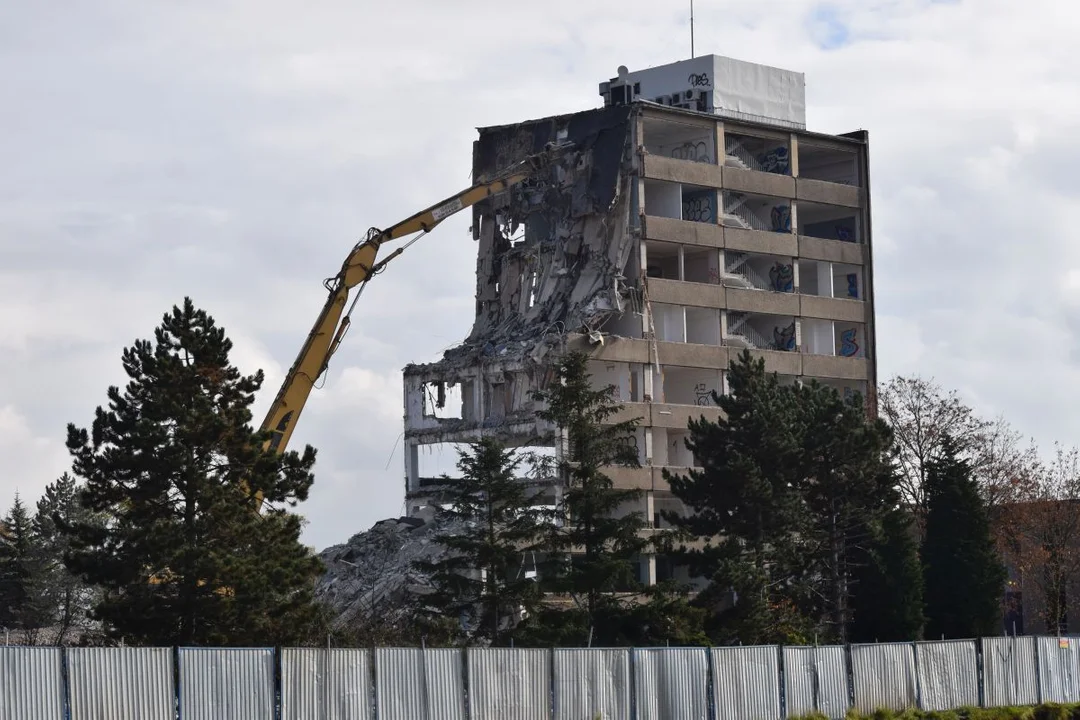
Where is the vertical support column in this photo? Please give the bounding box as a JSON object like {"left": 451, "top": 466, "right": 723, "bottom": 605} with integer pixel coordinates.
{"left": 643, "top": 485, "right": 658, "bottom": 586}
{"left": 404, "top": 441, "right": 419, "bottom": 494}
{"left": 715, "top": 121, "right": 725, "bottom": 167}
{"left": 789, "top": 134, "right": 800, "bottom": 239}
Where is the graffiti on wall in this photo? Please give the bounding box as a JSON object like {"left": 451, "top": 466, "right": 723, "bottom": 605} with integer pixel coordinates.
{"left": 770, "top": 262, "right": 794, "bottom": 293}
{"left": 683, "top": 191, "right": 716, "bottom": 223}
{"left": 771, "top": 205, "right": 792, "bottom": 233}
{"left": 694, "top": 382, "right": 714, "bottom": 406}
{"left": 839, "top": 328, "right": 860, "bottom": 357}
{"left": 757, "top": 146, "right": 790, "bottom": 174}
{"left": 846, "top": 273, "right": 859, "bottom": 299}
{"left": 670, "top": 141, "right": 712, "bottom": 164}
{"left": 774, "top": 322, "right": 797, "bottom": 352}
{"left": 688, "top": 72, "right": 711, "bottom": 88}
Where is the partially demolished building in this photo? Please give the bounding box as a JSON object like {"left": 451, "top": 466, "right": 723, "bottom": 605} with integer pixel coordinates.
{"left": 403, "top": 55, "right": 877, "bottom": 585}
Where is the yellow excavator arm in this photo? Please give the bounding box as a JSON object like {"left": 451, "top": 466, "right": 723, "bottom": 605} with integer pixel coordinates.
{"left": 257, "top": 142, "right": 568, "bottom": 457}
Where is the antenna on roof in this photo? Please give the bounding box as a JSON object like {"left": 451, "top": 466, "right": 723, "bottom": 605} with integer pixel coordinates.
{"left": 690, "top": 0, "right": 695, "bottom": 58}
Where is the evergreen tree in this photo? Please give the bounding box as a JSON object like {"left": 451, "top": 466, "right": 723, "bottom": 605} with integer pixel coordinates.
{"left": 413, "top": 438, "right": 544, "bottom": 646}
{"left": 663, "top": 351, "right": 810, "bottom": 645}
{"left": 0, "top": 494, "right": 50, "bottom": 638}
{"left": 62, "top": 298, "right": 324, "bottom": 646}
{"left": 517, "top": 352, "right": 654, "bottom": 646}
{"left": 33, "top": 473, "right": 102, "bottom": 644}
{"left": 795, "top": 381, "right": 897, "bottom": 643}
{"left": 665, "top": 351, "right": 902, "bottom": 644}
{"left": 921, "top": 434, "right": 1007, "bottom": 639}
{"left": 850, "top": 505, "right": 925, "bottom": 642}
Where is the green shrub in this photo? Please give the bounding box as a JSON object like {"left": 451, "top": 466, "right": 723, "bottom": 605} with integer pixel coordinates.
{"left": 793, "top": 704, "right": 1077, "bottom": 720}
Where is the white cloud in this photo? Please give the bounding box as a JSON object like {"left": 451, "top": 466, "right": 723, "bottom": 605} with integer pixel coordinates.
{"left": 0, "top": 406, "right": 70, "bottom": 513}
{"left": 4, "top": 0, "right": 1080, "bottom": 547}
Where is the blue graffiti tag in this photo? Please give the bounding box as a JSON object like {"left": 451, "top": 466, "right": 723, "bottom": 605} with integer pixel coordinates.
{"left": 846, "top": 273, "right": 858, "bottom": 298}
{"left": 840, "top": 328, "right": 859, "bottom": 357}
{"left": 770, "top": 262, "right": 794, "bottom": 292}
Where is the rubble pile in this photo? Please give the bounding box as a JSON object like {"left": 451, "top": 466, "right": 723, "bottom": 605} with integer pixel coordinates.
{"left": 316, "top": 516, "right": 462, "bottom": 628}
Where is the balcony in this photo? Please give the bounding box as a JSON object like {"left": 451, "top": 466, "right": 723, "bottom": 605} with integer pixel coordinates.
{"left": 801, "top": 318, "right": 868, "bottom": 359}
{"left": 657, "top": 365, "right": 724, "bottom": 406}
{"left": 724, "top": 310, "right": 797, "bottom": 353}
{"left": 650, "top": 302, "right": 722, "bottom": 346}
{"left": 722, "top": 250, "right": 795, "bottom": 293}
{"left": 643, "top": 179, "right": 719, "bottom": 225}
{"left": 724, "top": 132, "right": 791, "bottom": 175}
{"left": 643, "top": 115, "right": 717, "bottom": 164}
{"left": 722, "top": 191, "right": 791, "bottom": 233}
{"left": 798, "top": 259, "right": 864, "bottom": 299}
{"left": 644, "top": 240, "right": 723, "bottom": 284}
{"left": 796, "top": 200, "right": 860, "bottom": 243}
{"left": 798, "top": 142, "right": 860, "bottom": 186}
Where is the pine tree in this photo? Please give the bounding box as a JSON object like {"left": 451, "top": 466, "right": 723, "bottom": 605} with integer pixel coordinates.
{"left": 850, "top": 505, "right": 925, "bottom": 642}
{"left": 62, "top": 298, "right": 324, "bottom": 646}
{"left": 921, "top": 434, "right": 1006, "bottom": 639}
{"left": 665, "top": 351, "right": 902, "bottom": 645}
{"left": 413, "top": 438, "right": 544, "bottom": 646}
{"left": 517, "top": 351, "right": 653, "bottom": 646}
{"left": 664, "top": 351, "right": 810, "bottom": 645}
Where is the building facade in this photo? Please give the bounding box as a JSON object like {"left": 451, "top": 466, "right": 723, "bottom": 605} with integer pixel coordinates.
{"left": 401, "top": 55, "right": 877, "bottom": 586}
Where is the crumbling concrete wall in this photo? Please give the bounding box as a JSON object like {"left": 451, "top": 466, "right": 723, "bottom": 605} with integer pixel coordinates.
{"left": 463, "top": 105, "right": 637, "bottom": 356}
{"left": 402, "top": 105, "right": 640, "bottom": 504}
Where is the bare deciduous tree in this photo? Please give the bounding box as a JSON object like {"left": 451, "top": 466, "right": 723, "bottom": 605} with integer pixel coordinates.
{"left": 878, "top": 376, "right": 989, "bottom": 519}
{"left": 972, "top": 415, "right": 1041, "bottom": 509}
{"left": 999, "top": 444, "right": 1080, "bottom": 635}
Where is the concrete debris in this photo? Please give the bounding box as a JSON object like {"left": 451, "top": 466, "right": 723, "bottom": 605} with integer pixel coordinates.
{"left": 405, "top": 105, "right": 636, "bottom": 376}
{"left": 316, "top": 515, "right": 460, "bottom": 629}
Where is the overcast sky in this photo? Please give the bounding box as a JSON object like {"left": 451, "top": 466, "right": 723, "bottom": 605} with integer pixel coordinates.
{"left": 3, "top": 0, "right": 1078, "bottom": 550}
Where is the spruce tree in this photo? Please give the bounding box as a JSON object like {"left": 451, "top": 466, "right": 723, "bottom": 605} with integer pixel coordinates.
{"left": 413, "top": 438, "right": 544, "bottom": 646}
{"left": 921, "top": 434, "right": 1006, "bottom": 639}
{"left": 33, "top": 473, "right": 101, "bottom": 644}
{"left": 517, "top": 351, "right": 651, "bottom": 646}
{"left": 0, "top": 494, "right": 50, "bottom": 637}
{"left": 850, "top": 505, "right": 925, "bottom": 642}
{"left": 62, "top": 298, "right": 324, "bottom": 646}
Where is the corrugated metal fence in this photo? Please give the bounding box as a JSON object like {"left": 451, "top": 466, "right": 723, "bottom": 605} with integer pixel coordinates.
{"left": 983, "top": 636, "right": 1039, "bottom": 707}
{"left": 4, "top": 637, "right": 1080, "bottom": 718}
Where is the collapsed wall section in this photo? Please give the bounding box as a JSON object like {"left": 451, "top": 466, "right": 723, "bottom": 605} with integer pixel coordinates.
{"left": 403, "top": 106, "right": 639, "bottom": 506}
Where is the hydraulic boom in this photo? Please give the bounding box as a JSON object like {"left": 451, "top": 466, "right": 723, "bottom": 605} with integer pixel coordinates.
{"left": 258, "top": 143, "right": 568, "bottom": 457}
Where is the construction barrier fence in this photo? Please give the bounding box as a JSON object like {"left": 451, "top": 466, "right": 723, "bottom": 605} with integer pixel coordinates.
{"left": 1, "top": 636, "right": 1078, "bottom": 719}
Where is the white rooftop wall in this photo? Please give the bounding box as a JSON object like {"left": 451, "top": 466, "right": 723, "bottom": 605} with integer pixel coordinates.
{"left": 603, "top": 55, "right": 806, "bottom": 129}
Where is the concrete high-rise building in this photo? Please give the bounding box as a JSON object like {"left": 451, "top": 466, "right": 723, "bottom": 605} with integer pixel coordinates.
{"left": 401, "top": 55, "right": 877, "bottom": 585}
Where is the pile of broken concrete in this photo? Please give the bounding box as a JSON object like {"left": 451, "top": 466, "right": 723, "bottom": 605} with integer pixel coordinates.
{"left": 315, "top": 515, "right": 462, "bottom": 630}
